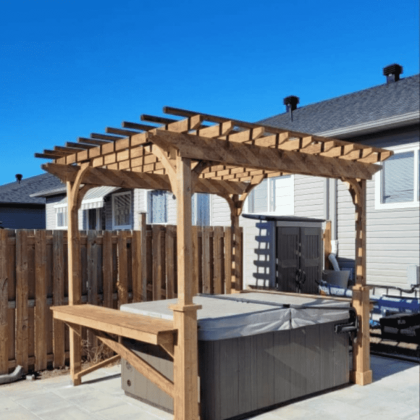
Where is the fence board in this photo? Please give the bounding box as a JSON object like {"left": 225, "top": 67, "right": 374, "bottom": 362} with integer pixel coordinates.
{"left": 213, "top": 227, "right": 223, "bottom": 295}
{"left": 166, "top": 226, "right": 175, "bottom": 299}
{"left": 192, "top": 226, "right": 199, "bottom": 296}
{"left": 152, "top": 226, "right": 162, "bottom": 301}
{"left": 224, "top": 227, "right": 232, "bottom": 294}
{"left": 16, "top": 230, "right": 29, "bottom": 372}
{"left": 117, "top": 231, "right": 128, "bottom": 307}
{"left": 103, "top": 231, "right": 113, "bottom": 309}
{"left": 87, "top": 230, "right": 98, "bottom": 348}
{"left": 0, "top": 230, "right": 8, "bottom": 374}
{"left": 34, "top": 230, "right": 48, "bottom": 371}
{"left": 4, "top": 225, "right": 242, "bottom": 373}
{"left": 132, "top": 229, "right": 141, "bottom": 303}
{"left": 53, "top": 230, "right": 65, "bottom": 368}
{"left": 202, "top": 227, "right": 211, "bottom": 294}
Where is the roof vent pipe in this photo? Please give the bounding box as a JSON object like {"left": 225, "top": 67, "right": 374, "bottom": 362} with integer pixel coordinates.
{"left": 283, "top": 96, "right": 299, "bottom": 121}
{"left": 383, "top": 64, "right": 403, "bottom": 84}
{"left": 15, "top": 174, "right": 23, "bottom": 184}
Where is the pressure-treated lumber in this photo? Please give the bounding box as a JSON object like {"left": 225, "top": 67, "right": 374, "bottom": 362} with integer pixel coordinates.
{"left": 42, "top": 163, "right": 249, "bottom": 196}
{"left": 74, "top": 354, "right": 121, "bottom": 381}
{"left": 51, "top": 304, "right": 176, "bottom": 346}
{"left": 0, "top": 230, "right": 8, "bottom": 375}
{"left": 148, "top": 131, "right": 381, "bottom": 180}
{"left": 95, "top": 331, "right": 175, "bottom": 397}
{"left": 168, "top": 155, "right": 201, "bottom": 420}
{"left": 346, "top": 179, "right": 372, "bottom": 386}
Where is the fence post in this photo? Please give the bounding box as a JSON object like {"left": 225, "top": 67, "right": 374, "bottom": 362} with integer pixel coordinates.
{"left": 0, "top": 229, "right": 8, "bottom": 374}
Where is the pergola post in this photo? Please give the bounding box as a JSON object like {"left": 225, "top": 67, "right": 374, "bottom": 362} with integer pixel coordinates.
{"left": 169, "top": 155, "right": 201, "bottom": 420}
{"left": 230, "top": 207, "right": 242, "bottom": 293}
{"left": 347, "top": 179, "right": 372, "bottom": 386}
{"left": 66, "top": 164, "right": 91, "bottom": 386}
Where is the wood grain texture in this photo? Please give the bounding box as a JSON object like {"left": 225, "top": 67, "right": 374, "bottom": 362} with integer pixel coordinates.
{"left": 34, "top": 230, "right": 48, "bottom": 371}
{"left": 51, "top": 304, "right": 175, "bottom": 345}
{"left": 16, "top": 230, "right": 29, "bottom": 372}
{"left": 53, "top": 230, "right": 65, "bottom": 368}
{"left": 117, "top": 231, "right": 128, "bottom": 307}
{"left": 102, "top": 231, "right": 113, "bottom": 308}
{"left": 0, "top": 230, "right": 8, "bottom": 374}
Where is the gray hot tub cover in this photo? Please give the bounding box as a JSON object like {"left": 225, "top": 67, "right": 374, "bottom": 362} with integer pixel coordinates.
{"left": 120, "top": 293, "right": 350, "bottom": 341}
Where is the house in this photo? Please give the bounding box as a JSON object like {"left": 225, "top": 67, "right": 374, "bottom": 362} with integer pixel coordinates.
{"left": 32, "top": 64, "right": 419, "bottom": 293}
{"left": 0, "top": 173, "right": 62, "bottom": 229}
{"left": 240, "top": 64, "right": 419, "bottom": 291}
{"left": 31, "top": 186, "right": 211, "bottom": 230}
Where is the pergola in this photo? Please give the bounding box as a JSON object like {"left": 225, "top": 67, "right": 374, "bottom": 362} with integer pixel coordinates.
{"left": 36, "top": 106, "right": 392, "bottom": 420}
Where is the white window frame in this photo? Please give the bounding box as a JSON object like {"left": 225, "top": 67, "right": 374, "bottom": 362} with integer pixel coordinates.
{"left": 112, "top": 191, "right": 132, "bottom": 230}
{"left": 146, "top": 190, "right": 168, "bottom": 225}
{"left": 375, "top": 144, "right": 419, "bottom": 210}
{"left": 246, "top": 175, "right": 294, "bottom": 215}
{"left": 55, "top": 206, "right": 68, "bottom": 230}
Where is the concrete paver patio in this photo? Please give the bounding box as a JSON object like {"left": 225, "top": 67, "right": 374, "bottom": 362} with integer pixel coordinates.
{"left": 0, "top": 355, "right": 418, "bottom": 420}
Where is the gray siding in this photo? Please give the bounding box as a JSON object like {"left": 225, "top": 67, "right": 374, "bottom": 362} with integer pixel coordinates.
{"left": 294, "top": 175, "right": 325, "bottom": 219}
{"left": 336, "top": 127, "right": 420, "bottom": 288}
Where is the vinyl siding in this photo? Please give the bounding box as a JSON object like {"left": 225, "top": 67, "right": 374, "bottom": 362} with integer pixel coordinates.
{"left": 294, "top": 175, "right": 325, "bottom": 219}
{"left": 336, "top": 126, "right": 420, "bottom": 288}
{"left": 210, "top": 195, "right": 231, "bottom": 226}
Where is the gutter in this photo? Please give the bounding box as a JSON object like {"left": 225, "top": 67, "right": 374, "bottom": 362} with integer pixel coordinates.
{"left": 315, "top": 111, "right": 419, "bottom": 139}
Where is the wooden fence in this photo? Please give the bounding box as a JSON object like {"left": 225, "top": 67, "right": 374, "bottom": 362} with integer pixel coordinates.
{"left": 0, "top": 225, "right": 242, "bottom": 374}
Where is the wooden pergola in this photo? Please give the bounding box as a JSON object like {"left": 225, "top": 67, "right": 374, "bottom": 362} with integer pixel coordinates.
{"left": 36, "top": 106, "right": 392, "bottom": 420}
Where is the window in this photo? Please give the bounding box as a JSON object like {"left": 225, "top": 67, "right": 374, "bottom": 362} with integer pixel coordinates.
{"left": 85, "top": 208, "right": 104, "bottom": 230}
{"left": 375, "top": 145, "right": 419, "bottom": 209}
{"left": 56, "top": 208, "right": 68, "bottom": 229}
{"left": 193, "top": 193, "right": 210, "bottom": 226}
{"left": 148, "top": 190, "right": 167, "bottom": 224}
{"left": 247, "top": 176, "right": 294, "bottom": 215}
{"left": 112, "top": 192, "right": 132, "bottom": 229}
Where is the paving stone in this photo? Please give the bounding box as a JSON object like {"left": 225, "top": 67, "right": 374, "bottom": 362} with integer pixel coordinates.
{"left": 0, "top": 408, "right": 42, "bottom": 420}
{"left": 37, "top": 405, "right": 105, "bottom": 420}
{"left": 16, "top": 392, "right": 73, "bottom": 415}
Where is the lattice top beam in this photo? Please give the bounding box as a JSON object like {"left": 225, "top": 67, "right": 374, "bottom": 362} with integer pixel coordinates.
{"left": 35, "top": 107, "right": 393, "bottom": 182}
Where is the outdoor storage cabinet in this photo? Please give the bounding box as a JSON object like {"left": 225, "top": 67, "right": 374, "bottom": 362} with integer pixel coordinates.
{"left": 120, "top": 293, "right": 350, "bottom": 420}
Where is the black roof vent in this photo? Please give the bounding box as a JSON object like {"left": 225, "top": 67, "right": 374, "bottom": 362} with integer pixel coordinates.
{"left": 383, "top": 64, "right": 403, "bottom": 84}
{"left": 15, "top": 174, "right": 23, "bottom": 184}
{"left": 283, "top": 95, "right": 299, "bottom": 112}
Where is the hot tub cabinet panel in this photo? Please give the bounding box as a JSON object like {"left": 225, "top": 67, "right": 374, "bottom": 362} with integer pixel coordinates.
{"left": 122, "top": 321, "right": 349, "bottom": 420}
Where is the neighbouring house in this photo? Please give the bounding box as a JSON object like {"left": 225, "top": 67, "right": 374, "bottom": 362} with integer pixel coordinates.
{"left": 31, "top": 186, "right": 211, "bottom": 230}
{"left": 0, "top": 173, "right": 62, "bottom": 229}
{"left": 239, "top": 64, "right": 419, "bottom": 291}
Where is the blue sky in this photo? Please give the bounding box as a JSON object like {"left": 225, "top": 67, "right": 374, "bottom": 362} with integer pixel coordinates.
{"left": 0, "top": 0, "right": 418, "bottom": 184}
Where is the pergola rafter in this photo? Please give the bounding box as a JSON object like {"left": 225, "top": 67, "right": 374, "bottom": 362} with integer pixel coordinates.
{"left": 37, "top": 107, "right": 393, "bottom": 420}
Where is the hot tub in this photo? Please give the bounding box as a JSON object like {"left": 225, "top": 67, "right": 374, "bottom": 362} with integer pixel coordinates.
{"left": 120, "top": 293, "right": 351, "bottom": 420}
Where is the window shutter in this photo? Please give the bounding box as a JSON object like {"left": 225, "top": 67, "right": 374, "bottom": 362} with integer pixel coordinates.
{"left": 383, "top": 151, "right": 414, "bottom": 203}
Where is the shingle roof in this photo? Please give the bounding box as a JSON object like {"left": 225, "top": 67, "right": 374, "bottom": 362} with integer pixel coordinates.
{"left": 0, "top": 173, "right": 63, "bottom": 205}
{"left": 260, "top": 74, "right": 420, "bottom": 133}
